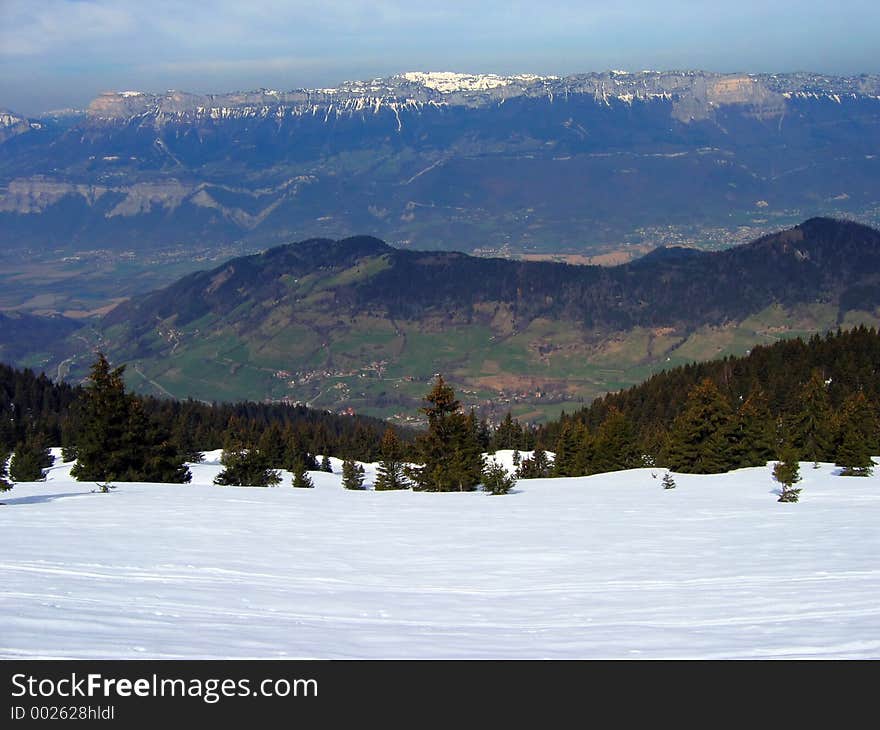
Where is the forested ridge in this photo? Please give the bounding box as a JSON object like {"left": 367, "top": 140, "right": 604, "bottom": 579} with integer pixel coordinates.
{"left": 0, "top": 360, "right": 407, "bottom": 463}
{"left": 2, "top": 325, "right": 879, "bottom": 484}
{"left": 104, "top": 217, "right": 880, "bottom": 350}
{"left": 532, "top": 326, "right": 880, "bottom": 475}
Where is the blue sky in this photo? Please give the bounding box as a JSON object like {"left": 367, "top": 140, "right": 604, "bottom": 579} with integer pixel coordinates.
{"left": 1, "top": 0, "right": 878, "bottom": 115}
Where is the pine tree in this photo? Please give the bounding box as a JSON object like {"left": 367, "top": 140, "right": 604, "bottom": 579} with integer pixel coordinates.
{"left": 773, "top": 447, "right": 802, "bottom": 502}
{"left": 493, "top": 411, "right": 523, "bottom": 450}
{"left": 291, "top": 458, "right": 314, "bottom": 488}
{"left": 214, "top": 447, "right": 281, "bottom": 487}
{"left": 476, "top": 417, "right": 492, "bottom": 452}
{"left": 836, "top": 427, "right": 873, "bottom": 476}
{"left": 70, "top": 353, "right": 130, "bottom": 482}
{"left": 409, "top": 376, "right": 482, "bottom": 492}
{"left": 734, "top": 388, "right": 775, "bottom": 467}
{"left": 552, "top": 420, "right": 580, "bottom": 477}
{"left": 591, "top": 407, "right": 640, "bottom": 474}
{"left": 285, "top": 429, "right": 317, "bottom": 473}
{"left": 790, "top": 370, "right": 835, "bottom": 464}
{"left": 139, "top": 412, "right": 192, "bottom": 484}
{"left": 9, "top": 431, "right": 52, "bottom": 482}
{"left": 341, "top": 458, "right": 366, "bottom": 490}
{"left": 171, "top": 406, "right": 205, "bottom": 464}
{"left": 0, "top": 448, "right": 11, "bottom": 491}
{"left": 661, "top": 472, "right": 676, "bottom": 489}
{"left": 482, "top": 459, "right": 515, "bottom": 495}
{"left": 68, "top": 353, "right": 189, "bottom": 483}
{"left": 321, "top": 455, "right": 333, "bottom": 473}
{"left": 375, "top": 427, "right": 408, "bottom": 491}
{"left": 664, "top": 379, "right": 736, "bottom": 473}
{"left": 517, "top": 446, "right": 551, "bottom": 479}
{"left": 453, "top": 409, "right": 485, "bottom": 491}
{"left": 256, "top": 422, "right": 287, "bottom": 468}
{"left": 835, "top": 391, "right": 877, "bottom": 476}
{"left": 60, "top": 407, "right": 81, "bottom": 463}
{"left": 122, "top": 397, "right": 191, "bottom": 483}
{"left": 572, "top": 422, "right": 594, "bottom": 476}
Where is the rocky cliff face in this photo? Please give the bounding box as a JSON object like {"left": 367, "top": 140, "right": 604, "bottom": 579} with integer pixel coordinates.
{"left": 2, "top": 70, "right": 878, "bottom": 253}
{"left": 0, "top": 109, "right": 39, "bottom": 144}
{"left": 80, "top": 70, "right": 876, "bottom": 127}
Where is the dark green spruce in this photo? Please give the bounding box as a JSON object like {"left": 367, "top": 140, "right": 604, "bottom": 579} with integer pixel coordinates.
{"left": 407, "top": 376, "right": 483, "bottom": 492}
{"left": 374, "top": 427, "right": 408, "bottom": 491}
{"left": 341, "top": 459, "right": 366, "bottom": 490}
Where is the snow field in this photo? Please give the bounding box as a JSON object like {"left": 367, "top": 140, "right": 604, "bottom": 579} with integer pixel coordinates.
{"left": 1, "top": 451, "right": 879, "bottom": 659}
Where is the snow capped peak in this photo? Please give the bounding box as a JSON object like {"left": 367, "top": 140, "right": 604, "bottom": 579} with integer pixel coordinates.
{"left": 400, "top": 71, "right": 550, "bottom": 93}
{"left": 119, "top": 91, "right": 144, "bottom": 98}
{"left": 0, "top": 111, "right": 25, "bottom": 127}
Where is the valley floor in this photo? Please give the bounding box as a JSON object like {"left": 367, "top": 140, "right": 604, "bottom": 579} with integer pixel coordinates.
{"left": 1, "top": 454, "right": 879, "bottom": 659}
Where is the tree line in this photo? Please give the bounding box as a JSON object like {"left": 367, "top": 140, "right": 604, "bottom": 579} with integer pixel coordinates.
{"left": 3, "top": 326, "right": 879, "bottom": 491}
{"left": 533, "top": 326, "right": 880, "bottom": 476}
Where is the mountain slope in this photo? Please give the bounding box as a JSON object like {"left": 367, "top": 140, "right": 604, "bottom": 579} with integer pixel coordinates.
{"left": 537, "top": 324, "right": 880, "bottom": 447}
{"left": 62, "top": 218, "right": 880, "bottom": 420}
{"left": 2, "top": 70, "right": 879, "bottom": 255}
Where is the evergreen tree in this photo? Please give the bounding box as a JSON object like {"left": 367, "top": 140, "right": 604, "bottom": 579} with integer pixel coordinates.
{"left": 321, "top": 454, "right": 333, "bottom": 473}
{"left": 214, "top": 447, "right": 281, "bottom": 487}
{"left": 285, "top": 429, "right": 317, "bottom": 473}
{"left": 341, "top": 459, "right": 366, "bottom": 490}
{"left": 591, "top": 407, "right": 640, "bottom": 474}
{"left": 453, "top": 409, "right": 485, "bottom": 490}
{"left": 835, "top": 392, "right": 875, "bottom": 476}
{"left": 734, "top": 388, "right": 775, "bottom": 467}
{"left": 291, "top": 458, "right": 315, "bottom": 488}
{"left": 9, "top": 431, "right": 52, "bottom": 482}
{"left": 0, "top": 448, "right": 11, "bottom": 491}
{"left": 836, "top": 427, "right": 873, "bottom": 476}
{"left": 552, "top": 421, "right": 580, "bottom": 477}
{"left": 773, "top": 447, "right": 802, "bottom": 502}
{"left": 493, "top": 411, "right": 524, "bottom": 451}
{"left": 256, "top": 422, "right": 287, "bottom": 467}
{"left": 572, "top": 422, "right": 594, "bottom": 476}
{"left": 122, "top": 397, "right": 190, "bottom": 483}
{"left": 517, "top": 446, "right": 551, "bottom": 479}
{"left": 664, "top": 379, "right": 736, "bottom": 473}
{"left": 138, "top": 406, "right": 192, "bottom": 484}
{"left": 661, "top": 472, "right": 676, "bottom": 489}
{"left": 408, "top": 376, "right": 482, "bottom": 492}
{"left": 790, "top": 370, "right": 835, "bottom": 464}
{"left": 70, "top": 353, "right": 130, "bottom": 482}
{"left": 476, "top": 416, "right": 492, "bottom": 453}
{"left": 60, "top": 407, "right": 81, "bottom": 463}
{"left": 60, "top": 441, "right": 78, "bottom": 464}
{"left": 171, "top": 407, "right": 204, "bottom": 464}
{"left": 375, "top": 427, "right": 408, "bottom": 491}
{"left": 482, "top": 459, "right": 515, "bottom": 495}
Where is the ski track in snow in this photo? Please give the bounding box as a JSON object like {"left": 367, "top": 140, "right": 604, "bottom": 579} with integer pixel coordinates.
{"left": 1, "top": 452, "right": 879, "bottom": 659}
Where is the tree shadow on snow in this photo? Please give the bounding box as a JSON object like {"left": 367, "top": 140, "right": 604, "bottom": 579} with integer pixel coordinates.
{"left": 0, "top": 491, "right": 96, "bottom": 506}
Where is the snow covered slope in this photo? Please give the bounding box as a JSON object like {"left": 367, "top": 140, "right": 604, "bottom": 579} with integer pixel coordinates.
{"left": 1, "top": 456, "right": 879, "bottom": 659}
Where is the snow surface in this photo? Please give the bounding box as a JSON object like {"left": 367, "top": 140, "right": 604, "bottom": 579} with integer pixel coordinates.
{"left": 2, "top": 453, "right": 880, "bottom": 659}
{"left": 401, "top": 71, "right": 549, "bottom": 93}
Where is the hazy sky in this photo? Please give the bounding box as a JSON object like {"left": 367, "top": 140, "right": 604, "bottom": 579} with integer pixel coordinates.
{"left": 1, "top": 0, "right": 878, "bottom": 115}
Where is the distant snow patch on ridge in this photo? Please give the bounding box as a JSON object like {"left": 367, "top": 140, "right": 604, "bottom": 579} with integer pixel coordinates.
{"left": 401, "top": 71, "right": 550, "bottom": 93}
{"left": 0, "top": 112, "right": 24, "bottom": 127}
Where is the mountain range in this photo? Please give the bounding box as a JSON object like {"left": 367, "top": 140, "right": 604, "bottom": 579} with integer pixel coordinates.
{"left": 2, "top": 70, "right": 879, "bottom": 259}
{"left": 22, "top": 217, "right": 880, "bottom": 423}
